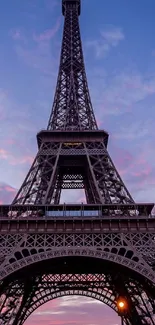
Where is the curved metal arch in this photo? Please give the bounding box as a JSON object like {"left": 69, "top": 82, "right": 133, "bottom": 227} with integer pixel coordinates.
{"left": 1, "top": 272, "right": 155, "bottom": 325}
{"left": 2, "top": 247, "right": 155, "bottom": 284}
{"left": 22, "top": 288, "right": 117, "bottom": 325}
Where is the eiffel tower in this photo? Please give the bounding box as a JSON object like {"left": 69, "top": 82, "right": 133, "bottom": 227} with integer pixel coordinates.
{"left": 0, "top": 0, "right": 155, "bottom": 324}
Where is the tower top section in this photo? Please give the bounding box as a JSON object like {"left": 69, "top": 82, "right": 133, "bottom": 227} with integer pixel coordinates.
{"left": 62, "top": 0, "right": 81, "bottom": 15}
{"left": 48, "top": 0, "right": 97, "bottom": 131}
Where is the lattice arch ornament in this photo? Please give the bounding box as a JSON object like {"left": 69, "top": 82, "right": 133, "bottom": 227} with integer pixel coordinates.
{"left": 0, "top": 232, "right": 155, "bottom": 283}
{"left": 1, "top": 0, "right": 155, "bottom": 323}
{"left": 1, "top": 260, "right": 155, "bottom": 325}
{"left": 0, "top": 275, "right": 119, "bottom": 325}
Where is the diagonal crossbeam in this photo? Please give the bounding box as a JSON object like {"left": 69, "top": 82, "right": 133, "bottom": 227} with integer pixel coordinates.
{"left": 0, "top": 0, "right": 155, "bottom": 325}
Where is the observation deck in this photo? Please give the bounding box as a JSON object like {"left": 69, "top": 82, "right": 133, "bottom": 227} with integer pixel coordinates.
{"left": 37, "top": 130, "right": 109, "bottom": 148}
{"left": 0, "top": 203, "right": 154, "bottom": 234}
{"left": 0, "top": 203, "right": 153, "bottom": 219}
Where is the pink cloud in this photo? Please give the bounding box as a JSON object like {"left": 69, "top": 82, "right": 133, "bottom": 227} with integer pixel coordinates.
{"left": 10, "top": 29, "right": 25, "bottom": 41}
{"left": 0, "top": 149, "right": 9, "bottom": 159}
{"left": 25, "top": 297, "right": 120, "bottom": 325}
{"left": 110, "top": 145, "right": 133, "bottom": 171}
{"left": 10, "top": 155, "right": 34, "bottom": 166}
{"left": 124, "top": 80, "right": 155, "bottom": 94}
{"left": 11, "top": 30, "right": 22, "bottom": 39}
{"left": 111, "top": 142, "right": 153, "bottom": 180}
{"left": 33, "top": 18, "right": 61, "bottom": 42}
{"left": 15, "top": 39, "right": 58, "bottom": 73}
{"left": 131, "top": 166, "right": 151, "bottom": 178}
{"left": 5, "top": 139, "right": 15, "bottom": 145}
{"left": 128, "top": 152, "right": 152, "bottom": 181}
{"left": 96, "top": 118, "right": 102, "bottom": 128}
{"left": 4, "top": 186, "right": 17, "bottom": 193}
{"left": 0, "top": 148, "right": 34, "bottom": 166}
{"left": 106, "top": 142, "right": 155, "bottom": 203}
{"left": 0, "top": 183, "right": 17, "bottom": 203}
{"left": 45, "top": 0, "right": 58, "bottom": 12}
{"left": 11, "top": 18, "right": 61, "bottom": 73}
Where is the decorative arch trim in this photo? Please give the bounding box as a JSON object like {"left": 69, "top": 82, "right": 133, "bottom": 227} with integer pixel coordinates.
{"left": 1, "top": 247, "right": 155, "bottom": 283}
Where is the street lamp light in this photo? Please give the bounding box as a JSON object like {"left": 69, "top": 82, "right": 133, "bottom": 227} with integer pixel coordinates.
{"left": 118, "top": 301, "right": 125, "bottom": 309}
{"left": 116, "top": 297, "right": 128, "bottom": 325}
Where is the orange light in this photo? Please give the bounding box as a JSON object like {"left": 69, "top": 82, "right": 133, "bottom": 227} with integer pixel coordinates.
{"left": 118, "top": 301, "right": 125, "bottom": 308}
{"left": 117, "top": 297, "right": 127, "bottom": 315}
{"left": 64, "top": 142, "right": 82, "bottom": 146}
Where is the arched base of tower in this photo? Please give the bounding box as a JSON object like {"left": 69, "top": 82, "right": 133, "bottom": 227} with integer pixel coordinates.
{"left": 0, "top": 256, "right": 155, "bottom": 325}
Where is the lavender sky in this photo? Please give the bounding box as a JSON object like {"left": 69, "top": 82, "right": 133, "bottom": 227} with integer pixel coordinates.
{"left": 0, "top": 0, "right": 155, "bottom": 323}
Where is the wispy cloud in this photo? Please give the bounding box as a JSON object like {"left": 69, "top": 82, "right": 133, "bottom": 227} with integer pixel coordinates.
{"left": 45, "top": 0, "right": 59, "bottom": 12}
{"left": 86, "top": 26, "right": 124, "bottom": 58}
{"left": 10, "top": 29, "right": 26, "bottom": 41}
{"left": 1, "top": 0, "right": 155, "bottom": 323}
{"left": 111, "top": 141, "right": 155, "bottom": 202}
{"left": 0, "top": 183, "right": 17, "bottom": 203}
{"left": 0, "top": 149, "right": 8, "bottom": 159}
{"left": 34, "top": 310, "right": 66, "bottom": 315}
{"left": 0, "top": 88, "right": 8, "bottom": 120}
{"left": 59, "top": 296, "right": 103, "bottom": 307}
{"left": 25, "top": 296, "right": 120, "bottom": 325}
{"left": 0, "top": 147, "right": 34, "bottom": 165}
{"left": 92, "top": 71, "right": 155, "bottom": 119}
{"left": 33, "top": 18, "right": 61, "bottom": 42}
{"left": 114, "top": 119, "right": 153, "bottom": 140}
{"left": 10, "top": 17, "right": 61, "bottom": 74}
{"left": 101, "top": 26, "right": 124, "bottom": 45}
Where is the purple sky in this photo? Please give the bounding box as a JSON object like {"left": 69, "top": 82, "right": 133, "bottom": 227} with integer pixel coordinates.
{"left": 0, "top": 0, "right": 155, "bottom": 323}
{"left": 24, "top": 296, "right": 121, "bottom": 325}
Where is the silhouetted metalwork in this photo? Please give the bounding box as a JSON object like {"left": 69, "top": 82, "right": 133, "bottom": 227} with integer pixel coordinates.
{"left": 0, "top": 0, "right": 155, "bottom": 324}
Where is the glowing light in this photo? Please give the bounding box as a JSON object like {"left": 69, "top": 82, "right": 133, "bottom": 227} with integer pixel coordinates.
{"left": 117, "top": 297, "right": 128, "bottom": 315}
{"left": 118, "top": 301, "right": 125, "bottom": 308}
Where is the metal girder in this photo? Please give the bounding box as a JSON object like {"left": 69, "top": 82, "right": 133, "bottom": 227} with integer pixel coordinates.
{"left": 48, "top": 2, "right": 97, "bottom": 131}
{"left": 13, "top": 140, "right": 134, "bottom": 205}
{"left": 0, "top": 274, "right": 116, "bottom": 325}
{"left": 11, "top": 0, "right": 133, "bottom": 206}
{"left": 0, "top": 225, "right": 155, "bottom": 282}
{"left": 0, "top": 271, "right": 155, "bottom": 325}
{"left": 1, "top": 0, "right": 155, "bottom": 324}
{"left": 0, "top": 214, "right": 154, "bottom": 324}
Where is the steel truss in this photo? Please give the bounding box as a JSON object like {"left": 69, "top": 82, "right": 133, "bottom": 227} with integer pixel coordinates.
{"left": 12, "top": 136, "right": 134, "bottom": 205}
{"left": 48, "top": 0, "right": 97, "bottom": 131}
{"left": 0, "top": 272, "right": 155, "bottom": 325}
{"left": 0, "top": 0, "right": 155, "bottom": 324}
{"left": 0, "top": 219, "right": 155, "bottom": 325}
{"left": 0, "top": 223, "right": 155, "bottom": 281}
{"left": 12, "top": 0, "right": 134, "bottom": 206}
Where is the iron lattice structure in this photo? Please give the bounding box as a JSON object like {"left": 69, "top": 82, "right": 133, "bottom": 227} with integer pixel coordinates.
{"left": 0, "top": 0, "right": 155, "bottom": 324}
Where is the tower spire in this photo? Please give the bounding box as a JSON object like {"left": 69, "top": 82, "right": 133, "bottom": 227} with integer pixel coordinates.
{"left": 1, "top": 2, "right": 155, "bottom": 325}
{"left": 12, "top": 0, "right": 134, "bottom": 205}
{"left": 47, "top": 0, "right": 97, "bottom": 131}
